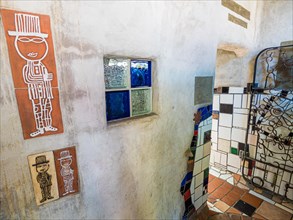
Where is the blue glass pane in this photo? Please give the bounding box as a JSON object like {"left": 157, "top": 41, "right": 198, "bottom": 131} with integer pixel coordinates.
{"left": 106, "top": 91, "right": 130, "bottom": 121}
{"left": 131, "top": 60, "right": 152, "bottom": 87}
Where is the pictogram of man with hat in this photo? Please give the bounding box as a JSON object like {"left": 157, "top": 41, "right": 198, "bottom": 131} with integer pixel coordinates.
{"left": 32, "top": 155, "right": 54, "bottom": 203}
{"left": 58, "top": 150, "right": 75, "bottom": 195}
{"left": 8, "top": 13, "right": 57, "bottom": 137}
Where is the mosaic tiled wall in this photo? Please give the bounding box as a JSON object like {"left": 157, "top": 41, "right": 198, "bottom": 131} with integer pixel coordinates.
{"left": 191, "top": 114, "right": 212, "bottom": 209}
{"left": 210, "top": 86, "right": 293, "bottom": 200}
{"left": 210, "top": 87, "right": 250, "bottom": 174}
{"left": 180, "top": 105, "right": 212, "bottom": 219}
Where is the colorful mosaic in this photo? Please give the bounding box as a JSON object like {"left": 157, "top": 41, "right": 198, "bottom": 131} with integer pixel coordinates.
{"left": 180, "top": 105, "right": 212, "bottom": 219}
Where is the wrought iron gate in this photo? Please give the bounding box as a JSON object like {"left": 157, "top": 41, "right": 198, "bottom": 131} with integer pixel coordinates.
{"left": 243, "top": 45, "right": 293, "bottom": 199}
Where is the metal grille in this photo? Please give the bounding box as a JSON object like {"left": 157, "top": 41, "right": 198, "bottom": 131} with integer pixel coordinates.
{"left": 244, "top": 45, "right": 293, "bottom": 198}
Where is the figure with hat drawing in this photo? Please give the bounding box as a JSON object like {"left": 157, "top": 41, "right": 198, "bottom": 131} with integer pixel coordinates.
{"left": 8, "top": 13, "right": 57, "bottom": 137}
{"left": 59, "top": 150, "right": 75, "bottom": 195}
{"left": 32, "top": 155, "right": 54, "bottom": 203}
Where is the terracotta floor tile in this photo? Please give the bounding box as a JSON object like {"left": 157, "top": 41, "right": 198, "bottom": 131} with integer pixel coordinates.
{"left": 212, "top": 183, "right": 233, "bottom": 200}
{"left": 282, "top": 201, "right": 293, "bottom": 210}
{"left": 228, "top": 214, "right": 242, "bottom": 220}
{"left": 226, "top": 207, "right": 242, "bottom": 215}
{"left": 208, "top": 213, "right": 231, "bottom": 220}
{"left": 214, "top": 201, "right": 230, "bottom": 212}
{"left": 208, "top": 178, "right": 225, "bottom": 194}
{"left": 232, "top": 186, "right": 246, "bottom": 196}
{"left": 241, "top": 216, "right": 253, "bottom": 220}
{"left": 209, "top": 174, "right": 216, "bottom": 182}
{"left": 208, "top": 194, "right": 218, "bottom": 204}
{"left": 209, "top": 181, "right": 220, "bottom": 194}
{"left": 233, "top": 174, "right": 241, "bottom": 183}
{"left": 252, "top": 213, "right": 267, "bottom": 220}
{"left": 241, "top": 192, "right": 263, "bottom": 208}
{"left": 255, "top": 201, "right": 292, "bottom": 220}
{"left": 213, "top": 177, "right": 225, "bottom": 186}
{"left": 209, "top": 209, "right": 220, "bottom": 217}
{"left": 222, "top": 190, "right": 242, "bottom": 206}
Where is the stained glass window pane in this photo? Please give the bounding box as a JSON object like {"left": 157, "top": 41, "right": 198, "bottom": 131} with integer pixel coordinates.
{"left": 104, "top": 58, "right": 129, "bottom": 89}
{"left": 131, "top": 89, "right": 151, "bottom": 116}
{"left": 131, "top": 60, "right": 152, "bottom": 88}
{"left": 106, "top": 91, "right": 130, "bottom": 121}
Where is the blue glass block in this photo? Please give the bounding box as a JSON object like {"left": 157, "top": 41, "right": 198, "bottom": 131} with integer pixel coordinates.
{"left": 131, "top": 60, "right": 152, "bottom": 87}
{"left": 106, "top": 91, "right": 130, "bottom": 121}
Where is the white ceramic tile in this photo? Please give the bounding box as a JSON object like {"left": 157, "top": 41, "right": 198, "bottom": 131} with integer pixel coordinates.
{"left": 194, "top": 185, "right": 203, "bottom": 201}
{"left": 202, "top": 193, "right": 209, "bottom": 203}
{"left": 242, "top": 94, "right": 248, "bottom": 108}
{"left": 209, "top": 205, "right": 223, "bottom": 213}
{"left": 219, "top": 173, "right": 232, "bottom": 180}
{"left": 227, "top": 153, "right": 241, "bottom": 168}
{"left": 212, "top": 143, "right": 218, "bottom": 151}
{"left": 218, "top": 126, "right": 231, "bottom": 140}
{"left": 191, "top": 193, "right": 195, "bottom": 204}
{"left": 249, "top": 145, "right": 256, "bottom": 158}
{"left": 211, "top": 131, "right": 218, "bottom": 143}
{"left": 247, "top": 134, "right": 258, "bottom": 145}
{"left": 233, "top": 108, "right": 249, "bottom": 114}
{"left": 283, "top": 171, "right": 291, "bottom": 182}
{"left": 219, "top": 113, "right": 233, "bottom": 127}
{"left": 191, "top": 178, "right": 195, "bottom": 195}
{"left": 247, "top": 94, "right": 251, "bottom": 108}
{"left": 220, "top": 153, "right": 227, "bottom": 166}
{"left": 194, "top": 196, "right": 203, "bottom": 210}
{"left": 275, "top": 203, "right": 293, "bottom": 214}
{"left": 233, "top": 94, "right": 242, "bottom": 108}
{"left": 195, "top": 145, "right": 203, "bottom": 161}
{"left": 214, "top": 151, "right": 221, "bottom": 164}
{"left": 194, "top": 160, "right": 202, "bottom": 175}
{"left": 227, "top": 165, "right": 239, "bottom": 173}
{"left": 195, "top": 172, "right": 204, "bottom": 187}
{"left": 209, "top": 167, "right": 221, "bottom": 177}
{"left": 231, "top": 128, "right": 246, "bottom": 143}
{"left": 202, "top": 156, "right": 210, "bottom": 170}
{"left": 212, "top": 119, "right": 218, "bottom": 132}
{"left": 203, "top": 142, "right": 211, "bottom": 157}
{"left": 218, "top": 138, "right": 230, "bottom": 153}
{"left": 233, "top": 113, "right": 248, "bottom": 129}
{"left": 231, "top": 141, "right": 238, "bottom": 148}
{"left": 229, "top": 87, "right": 244, "bottom": 94}
{"left": 210, "top": 150, "right": 216, "bottom": 164}
{"left": 213, "top": 95, "right": 220, "bottom": 111}
{"left": 227, "top": 177, "right": 234, "bottom": 185}
{"left": 249, "top": 190, "right": 275, "bottom": 205}
{"left": 220, "top": 94, "right": 233, "bottom": 104}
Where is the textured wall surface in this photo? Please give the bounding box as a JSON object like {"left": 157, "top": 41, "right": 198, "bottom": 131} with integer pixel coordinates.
{"left": 0, "top": 1, "right": 279, "bottom": 219}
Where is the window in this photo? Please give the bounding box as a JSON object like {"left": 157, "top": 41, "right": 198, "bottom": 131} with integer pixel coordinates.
{"left": 103, "top": 57, "right": 153, "bottom": 122}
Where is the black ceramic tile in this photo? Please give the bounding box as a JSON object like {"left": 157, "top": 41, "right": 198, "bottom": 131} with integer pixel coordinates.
{"left": 234, "top": 200, "right": 256, "bottom": 216}
{"left": 238, "top": 142, "right": 245, "bottom": 151}
{"left": 220, "top": 104, "right": 233, "bottom": 114}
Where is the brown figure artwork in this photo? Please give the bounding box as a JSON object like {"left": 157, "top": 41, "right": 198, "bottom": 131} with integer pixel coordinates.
{"left": 33, "top": 155, "right": 54, "bottom": 203}
{"left": 28, "top": 151, "right": 59, "bottom": 205}
{"left": 1, "top": 9, "right": 63, "bottom": 139}
{"left": 54, "top": 147, "right": 79, "bottom": 197}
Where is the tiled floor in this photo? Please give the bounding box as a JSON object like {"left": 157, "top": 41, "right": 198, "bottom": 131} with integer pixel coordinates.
{"left": 206, "top": 168, "right": 293, "bottom": 220}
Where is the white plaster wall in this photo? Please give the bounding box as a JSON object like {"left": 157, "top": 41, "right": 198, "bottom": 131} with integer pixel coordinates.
{"left": 256, "top": 0, "right": 293, "bottom": 49}
{"left": 1, "top": 1, "right": 260, "bottom": 219}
